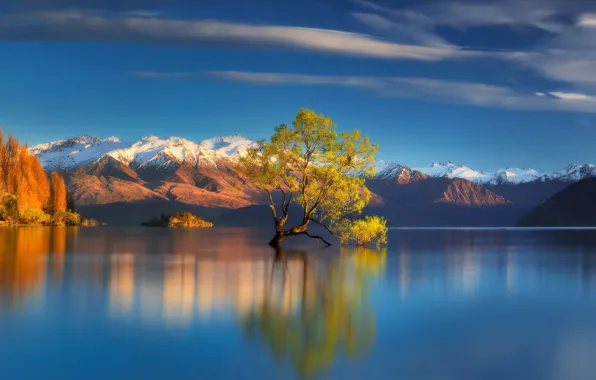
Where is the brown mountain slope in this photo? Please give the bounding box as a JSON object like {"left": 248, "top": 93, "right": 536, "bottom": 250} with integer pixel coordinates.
{"left": 367, "top": 177, "right": 509, "bottom": 206}
{"left": 69, "top": 175, "right": 167, "bottom": 205}
{"left": 65, "top": 158, "right": 264, "bottom": 215}
{"left": 75, "top": 155, "right": 144, "bottom": 184}
{"left": 392, "top": 167, "right": 429, "bottom": 184}
{"left": 154, "top": 182, "right": 255, "bottom": 209}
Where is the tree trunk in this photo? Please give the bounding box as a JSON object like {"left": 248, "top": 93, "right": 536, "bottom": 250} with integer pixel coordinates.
{"left": 268, "top": 220, "right": 332, "bottom": 247}
{"left": 269, "top": 232, "right": 285, "bottom": 247}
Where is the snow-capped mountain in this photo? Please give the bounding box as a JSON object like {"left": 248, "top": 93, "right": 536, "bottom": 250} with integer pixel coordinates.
{"left": 30, "top": 134, "right": 255, "bottom": 171}
{"left": 492, "top": 168, "right": 541, "bottom": 184}
{"left": 29, "top": 135, "right": 127, "bottom": 170}
{"left": 413, "top": 161, "right": 492, "bottom": 183}
{"left": 31, "top": 134, "right": 596, "bottom": 185}
{"left": 409, "top": 161, "right": 583, "bottom": 184}
{"left": 541, "top": 164, "right": 596, "bottom": 182}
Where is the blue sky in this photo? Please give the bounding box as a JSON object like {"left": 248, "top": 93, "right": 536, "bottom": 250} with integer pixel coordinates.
{"left": 1, "top": 0, "right": 596, "bottom": 171}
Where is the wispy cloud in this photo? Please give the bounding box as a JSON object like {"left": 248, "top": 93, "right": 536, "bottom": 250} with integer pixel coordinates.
{"left": 350, "top": 1, "right": 596, "bottom": 96}
{"left": 550, "top": 92, "right": 596, "bottom": 101}
{"left": 133, "top": 70, "right": 596, "bottom": 113}
{"left": 350, "top": 11, "right": 452, "bottom": 47}
{"left": 0, "top": 12, "right": 473, "bottom": 61}
{"left": 351, "top": 0, "right": 570, "bottom": 40}
{"left": 7, "top": 0, "right": 172, "bottom": 12}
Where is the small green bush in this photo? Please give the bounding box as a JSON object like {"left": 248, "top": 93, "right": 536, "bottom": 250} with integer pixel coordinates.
{"left": 334, "top": 216, "right": 388, "bottom": 249}
{"left": 0, "top": 193, "right": 19, "bottom": 221}
{"left": 54, "top": 210, "right": 82, "bottom": 226}
{"left": 19, "top": 208, "right": 51, "bottom": 225}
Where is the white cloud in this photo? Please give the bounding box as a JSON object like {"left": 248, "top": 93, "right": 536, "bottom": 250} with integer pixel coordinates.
{"left": 0, "top": 13, "right": 470, "bottom": 61}
{"left": 578, "top": 14, "right": 596, "bottom": 27}
{"left": 134, "top": 70, "right": 596, "bottom": 113}
{"left": 550, "top": 92, "right": 596, "bottom": 101}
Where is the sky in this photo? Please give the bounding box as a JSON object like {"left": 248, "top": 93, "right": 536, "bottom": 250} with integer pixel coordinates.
{"left": 1, "top": 0, "right": 596, "bottom": 171}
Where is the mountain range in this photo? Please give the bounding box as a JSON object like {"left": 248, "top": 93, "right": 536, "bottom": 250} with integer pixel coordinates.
{"left": 29, "top": 134, "right": 596, "bottom": 226}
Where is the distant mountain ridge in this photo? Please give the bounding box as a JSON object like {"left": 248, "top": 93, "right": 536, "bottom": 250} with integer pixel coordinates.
{"left": 30, "top": 134, "right": 254, "bottom": 171}
{"left": 32, "top": 134, "right": 596, "bottom": 184}
{"left": 28, "top": 133, "right": 596, "bottom": 226}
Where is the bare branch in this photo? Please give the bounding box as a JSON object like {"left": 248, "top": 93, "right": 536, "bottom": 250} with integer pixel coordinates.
{"left": 278, "top": 186, "right": 288, "bottom": 215}
{"left": 309, "top": 218, "right": 335, "bottom": 236}
{"left": 302, "top": 231, "right": 332, "bottom": 246}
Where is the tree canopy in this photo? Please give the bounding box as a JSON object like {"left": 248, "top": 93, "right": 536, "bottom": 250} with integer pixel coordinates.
{"left": 238, "top": 109, "right": 385, "bottom": 247}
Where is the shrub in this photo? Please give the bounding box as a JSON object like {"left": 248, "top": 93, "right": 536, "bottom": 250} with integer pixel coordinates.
{"left": 0, "top": 193, "right": 18, "bottom": 221}
{"left": 19, "top": 208, "right": 51, "bottom": 225}
{"left": 168, "top": 212, "right": 213, "bottom": 228}
{"left": 53, "top": 210, "right": 83, "bottom": 226}
{"left": 81, "top": 218, "right": 100, "bottom": 227}
{"left": 334, "top": 216, "right": 388, "bottom": 249}
{"left": 333, "top": 219, "right": 354, "bottom": 246}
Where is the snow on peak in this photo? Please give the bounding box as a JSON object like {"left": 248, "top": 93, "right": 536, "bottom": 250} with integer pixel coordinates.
{"left": 430, "top": 160, "right": 456, "bottom": 167}
{"left": 141, "top": 134, "right": 159, "bottom": 142}
{"left": 104, "top": 134, "right": 256, "bottom": 170}
{"left": 491, "top": 168, "right": 541, "bottom": 184}
{"left": 411, "top": 162, "right": 541, "bottom": 184}
{"left": 30, "top": 135, "right": 128, "bottom": 170}
{"left": 414, "top": 161, "right": 489, "bottom": 183}
{"left": 199, "top": 135, "right": 255, "bottom": 158}
{"left": 30, "top": 133, "right": 257, "bottom": 170}
{"left": 375, "top": 160, "right": 407, "bottom": 179}
{"left": 541, "top": 164, "right": 596, "bottom": 182}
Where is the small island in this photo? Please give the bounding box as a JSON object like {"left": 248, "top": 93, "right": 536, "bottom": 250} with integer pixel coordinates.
{"left": 142, "top": 212, "right": 214, "bottom": 228}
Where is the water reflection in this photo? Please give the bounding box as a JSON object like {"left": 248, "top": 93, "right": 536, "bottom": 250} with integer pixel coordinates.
{"left": 245, "top": 246, "right": 385, "bottom": 376}
{"left": 0, "top": 227, "right": 73, "bottom": 311}
{"left": 3, "top": 227, "right": 596, "bottom": 378}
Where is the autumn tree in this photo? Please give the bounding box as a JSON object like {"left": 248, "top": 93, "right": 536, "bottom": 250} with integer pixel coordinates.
{"left": 50, "top": 172, "right": 67, "bottom": 216}
{"left": 238, "top": 109, "right": 385, "bottom": 247}
{"left": 0, "top": 128, "right": 51, "bottom": 220}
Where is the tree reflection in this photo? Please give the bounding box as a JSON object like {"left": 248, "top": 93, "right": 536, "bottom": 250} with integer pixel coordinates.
{"left": 0, "top": 227, "right": 74, "bottom": 312}
{"left": 245, "top": 246, "right": 386, "bottom": 377}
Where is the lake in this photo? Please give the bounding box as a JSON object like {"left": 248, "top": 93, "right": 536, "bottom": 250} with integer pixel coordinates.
{"left": 2, "top": 227, "right": 596, "bottom": 379}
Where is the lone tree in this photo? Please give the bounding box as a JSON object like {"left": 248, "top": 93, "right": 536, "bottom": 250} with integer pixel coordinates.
{"left": 238, "top": 108, "right": 382, "bottom": 247}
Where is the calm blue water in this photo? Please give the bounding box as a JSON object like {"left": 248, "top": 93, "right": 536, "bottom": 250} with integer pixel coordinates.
{"left": 2, "top": 227, "right": 596, "bottom": 380}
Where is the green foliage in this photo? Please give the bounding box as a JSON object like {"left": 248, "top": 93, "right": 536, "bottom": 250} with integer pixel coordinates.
{"left": 238, "top": 108, "right": 382, "bottom": 245}
{"left": 0, "top": 193, "right": 18, "bottom": 221}
{"left": 334, "top": 216, "right": 388, "bottom": 249}
{"left": 19, "top": 208, "right": 51, "bottom": 225}
{"left": 51, "top": 210, "right": 83, "bottom": 226}
{"left": 0, "top": 191, "right": 90, "bottom": 226}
